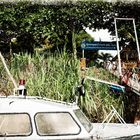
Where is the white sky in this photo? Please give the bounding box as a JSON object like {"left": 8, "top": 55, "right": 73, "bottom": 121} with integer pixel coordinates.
{"left": 85, "top": 28, "right": 117, "bottom": 57}
{"left": 86, "top": 28, "right": 114, "bottom": 41}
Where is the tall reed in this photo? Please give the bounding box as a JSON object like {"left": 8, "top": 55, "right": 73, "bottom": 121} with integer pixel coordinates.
{"left": 10, "top": 51, "right": 80, "bottom": 102}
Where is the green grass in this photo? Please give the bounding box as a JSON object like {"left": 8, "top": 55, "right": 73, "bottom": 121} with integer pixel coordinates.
{"left": 0, "top": 51, "right": 124, "bottom": 122}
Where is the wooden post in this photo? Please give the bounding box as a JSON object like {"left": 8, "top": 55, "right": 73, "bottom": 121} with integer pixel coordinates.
{"left": 80, "top": 58, "right": 86, "bottom": 70}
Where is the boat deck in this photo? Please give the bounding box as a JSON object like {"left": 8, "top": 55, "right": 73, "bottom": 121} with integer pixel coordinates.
{"left": 92, "top": 123, "right": 140, "bottom": 140}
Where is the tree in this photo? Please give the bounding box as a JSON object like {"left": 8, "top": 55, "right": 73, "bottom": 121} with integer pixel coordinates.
{"left": 0, "top": 0, "right": 140, "bottom": 56}
{"left": 0, "top": 1, "right": 113, "bottom": 55}
{"left": 98, "top": 52, "right": 113, "bottom": 68}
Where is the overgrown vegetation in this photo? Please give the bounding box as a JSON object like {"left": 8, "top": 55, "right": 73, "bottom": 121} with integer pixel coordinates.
{"left": 11, "top": 51, "right": 80, "bottom": 101}
{"left": 0, "top": 52, "right": 124, "bottom": 122}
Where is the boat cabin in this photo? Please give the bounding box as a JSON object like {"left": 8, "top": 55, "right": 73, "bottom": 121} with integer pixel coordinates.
{"left": 0, "top": 95, "right": 93, "bottom": 140}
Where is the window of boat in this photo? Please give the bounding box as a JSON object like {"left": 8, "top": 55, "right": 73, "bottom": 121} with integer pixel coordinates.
{"left": 35, "top": 112, "right": 80, "bottom": 136}
{"left": 0, "top": 113, "right": 32, "bottom": 136}
{"left": 74, "top": 109, "right": 93, "bottom": 132}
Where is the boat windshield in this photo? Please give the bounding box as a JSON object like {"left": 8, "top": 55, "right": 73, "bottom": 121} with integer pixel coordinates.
{"left": 74, "top": 109, "right": 93, "bottom": 132}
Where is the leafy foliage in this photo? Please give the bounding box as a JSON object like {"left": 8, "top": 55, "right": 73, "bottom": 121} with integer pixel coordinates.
{"left": 0, "top": 1, "right": 140, "bottom": 54}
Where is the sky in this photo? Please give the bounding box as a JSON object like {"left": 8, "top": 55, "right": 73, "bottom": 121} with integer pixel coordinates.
{"left": 86, "top": 28, "right": 115, "bottom": 42}
{"left": 85, "top": 28, "right": 117, "bottom": 57}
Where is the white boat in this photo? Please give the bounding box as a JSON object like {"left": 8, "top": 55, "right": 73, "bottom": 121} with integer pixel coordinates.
{"left": 0, "top": 92, "right": 140, "bottom": 140}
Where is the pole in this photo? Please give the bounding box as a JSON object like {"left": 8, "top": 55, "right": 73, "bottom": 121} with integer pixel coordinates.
{"left": 82, "top": 50, "right": 84, "bottom": 58}
{"left": 114, "top": 18, "right": 122, "bottom": 76}
{"left": 0, "top": 52, "right": 17, "bottom": 94}
{"left": 133, "top": 19, "right": 140, "bottom": 61}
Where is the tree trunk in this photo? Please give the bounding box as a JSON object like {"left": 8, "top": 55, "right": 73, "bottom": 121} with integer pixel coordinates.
{"left": 72, "top": 30, "right": 77, "bottom": 60}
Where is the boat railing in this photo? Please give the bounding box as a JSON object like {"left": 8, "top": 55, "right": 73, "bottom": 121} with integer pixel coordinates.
{"left": 101, "top": 105, "right": 128, "bottom": 128}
